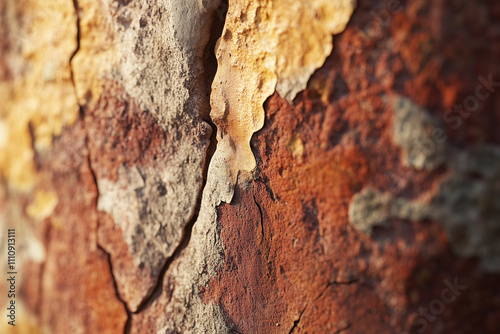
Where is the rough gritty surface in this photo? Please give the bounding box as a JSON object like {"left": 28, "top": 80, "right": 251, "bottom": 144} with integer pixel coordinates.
{"left": 202, "top": 0, "right": 500, "bottom": 332}
{"left": 1, "top": 121, "right": 128, "bottom": 333}
{"left": 1, "top": 0, "right": 500, "bottom": 333}
{"left": 129, "top": 148, "right": 235, "bottom": 333}
{"left": 130, "top": 0, "right": 357, "bottom": 332}
{"left": 70, "top": 0, "right": 220, "bottom": 311}
{"left": 83, "top": 81, "right": 211, "bottom": 310}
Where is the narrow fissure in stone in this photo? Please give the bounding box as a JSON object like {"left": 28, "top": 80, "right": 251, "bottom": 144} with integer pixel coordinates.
{"left": 131, "top": 0, "right": 228, "bottom": 315}
{"left": 68, "top": 0, "right": 134, "bottom": 332}
{"left": 67, "top": 0, "right": 229, "bottom": 328}
{"left": 69, "top": 0, "right": 81, "bottom": 98}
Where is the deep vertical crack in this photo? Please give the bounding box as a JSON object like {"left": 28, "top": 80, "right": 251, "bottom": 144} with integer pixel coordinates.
{"left": 69, "top": 0, "right": 81, "bottom": 92}
{"left": 68, "top": 0, "right": 133, "bottom": 332}
{"left": 66, "top": 0, "right": 228, "bottom": 328}
{"left": 86, "top": 139, "right": 133, "bottom": 333}
{"left": 131, "top": 0, "right": 228, "bottom": 314}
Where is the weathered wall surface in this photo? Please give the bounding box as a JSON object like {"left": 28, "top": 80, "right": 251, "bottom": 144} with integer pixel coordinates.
{"left": 1, "top": 0, "right": 500, "bottom": 333}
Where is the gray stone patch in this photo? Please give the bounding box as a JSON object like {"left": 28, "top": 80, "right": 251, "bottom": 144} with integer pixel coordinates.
{"left": 392, "top": 97, "right": 448, "bottom": 171}
{"left": 348, "top": 188, "right": 393, "bottom": 234}
{"left": 348, "top": 141, "right": 500, "bottom": 272}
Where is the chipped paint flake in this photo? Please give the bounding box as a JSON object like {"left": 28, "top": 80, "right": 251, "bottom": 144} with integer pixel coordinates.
{"left": 26, "top": 190, "right": 58, "bottom": 220}
{"left": 287, "top": 134, "right": 304, "bottom": 161}
{"left": 131, "top": 1, "right": 355, "bottom": 331}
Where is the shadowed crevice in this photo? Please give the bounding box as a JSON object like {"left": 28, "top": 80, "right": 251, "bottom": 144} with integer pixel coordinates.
{"left": 130, "top": 0, "right": 228, "bottom": 315}
{"left": 86, "top": 139, "right": 133, "bottom": 333}
{"left": 69, "top": 0, "right": 81, "bottom": 98}
{"left": 68, "top": 0, "right": 133, "bottom": 331}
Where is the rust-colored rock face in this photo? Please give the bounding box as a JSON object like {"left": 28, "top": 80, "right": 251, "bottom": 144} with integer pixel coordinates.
{"left": 38, "top": 125, "right": 128, "bottom": 334}
{"left": 1, "top": 0, "right": 500, "bottom": 333}
{"left": 199, "top": 1, "right": 500, "bottom": 332}
{"left": 0, "top": 121, "right": 128, "bottom": 333}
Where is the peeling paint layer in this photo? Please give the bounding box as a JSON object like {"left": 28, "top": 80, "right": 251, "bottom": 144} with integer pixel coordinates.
{"left": 211, "top": 0, "right": 355, "bottom": 177}
{"left": 2, "top": 0, "right": 500, "bottom": 332}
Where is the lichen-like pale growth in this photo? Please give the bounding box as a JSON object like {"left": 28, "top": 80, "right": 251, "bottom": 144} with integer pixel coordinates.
{"left": 351, "top": 123, "right": 500, "bottom": 272}
{"left": 392, "top": 97, "right": 447, "bottom": 171}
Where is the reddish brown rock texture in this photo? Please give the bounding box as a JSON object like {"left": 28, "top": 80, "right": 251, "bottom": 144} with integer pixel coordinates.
{"left": 1, "top": 0, "right": 500, "bottom": 333}
{"left": 86, "top": 81, "right": 190, "bottom": 311}
{"left": 204, "top": 0, "right": 500, "bottom": 333}
{"left": 15, "top": 121, "right": 127, "bottom": 333}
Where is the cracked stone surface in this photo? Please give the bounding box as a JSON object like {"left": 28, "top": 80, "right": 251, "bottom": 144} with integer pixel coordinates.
{"left": 1, "top": 0, "right": 500, "bottom": 333}
{"left": 71, "top": 0, "right": 221, "bottom": 311}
